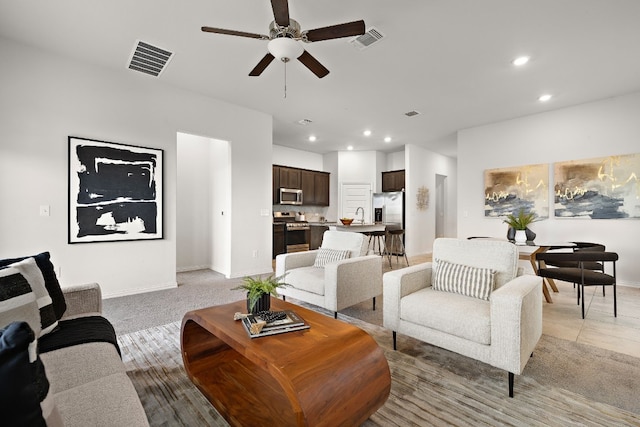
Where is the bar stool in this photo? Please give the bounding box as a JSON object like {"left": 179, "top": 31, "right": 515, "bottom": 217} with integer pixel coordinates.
{"left": 384, "top": 229, "right": 409, "bottom": 268}
{"left": 366, "top": 230, "right": 386, "bottom": 255}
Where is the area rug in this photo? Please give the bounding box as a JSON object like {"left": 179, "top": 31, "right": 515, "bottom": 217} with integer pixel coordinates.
{"left": 118, "top": 317, "right": 640, "bottom": 426}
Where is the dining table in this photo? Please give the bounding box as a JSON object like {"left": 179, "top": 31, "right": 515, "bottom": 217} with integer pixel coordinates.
{"left": 515, "top": 241, "right": 577, "bottom": 303}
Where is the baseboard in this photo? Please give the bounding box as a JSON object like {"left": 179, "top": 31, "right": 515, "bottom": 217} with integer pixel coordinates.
{"left": 103, "top": 281, "right": 177, "bottom": 299}
{"left": 176, "top": 265, "right": 211, "bottom": 273}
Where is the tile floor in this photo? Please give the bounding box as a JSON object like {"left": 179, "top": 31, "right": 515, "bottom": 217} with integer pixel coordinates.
{"left": 275, "top": 251, "right": 640, "bottom": 359}
{"left": 399, "top": 253, "right": 640, "bottom": 359}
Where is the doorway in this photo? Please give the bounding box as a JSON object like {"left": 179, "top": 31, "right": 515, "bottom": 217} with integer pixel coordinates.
{"left": 176, "top": 132, "right": 231, "bottom": 275}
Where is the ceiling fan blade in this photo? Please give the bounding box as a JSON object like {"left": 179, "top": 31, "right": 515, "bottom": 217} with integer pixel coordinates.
{"left": 304, "top": 20, "right": 365, "bottom": 42}
{"left": 249, "top": 53, "right": 276, "bottom": 76}
{"left": 270, "top": 0, "right": 290, "bottom": 27}
{"left": 298, "top": 50, "right": 329, "bottom": 78}
{"left": 201, "top": 26, "right": 269, "bottom": 40}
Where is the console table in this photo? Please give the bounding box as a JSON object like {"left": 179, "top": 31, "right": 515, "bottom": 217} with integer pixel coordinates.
{"left": 181, "top": 298, "right": 391, "bottom": 426}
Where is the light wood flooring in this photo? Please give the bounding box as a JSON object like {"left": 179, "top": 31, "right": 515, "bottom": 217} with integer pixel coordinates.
{"left": 398, "top": 253, "right": 640, "bottom": 359}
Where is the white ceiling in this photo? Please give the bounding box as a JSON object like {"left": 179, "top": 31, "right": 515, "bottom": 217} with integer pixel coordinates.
{"left": 2, "top": 0, "right": 640, "bottom": 158}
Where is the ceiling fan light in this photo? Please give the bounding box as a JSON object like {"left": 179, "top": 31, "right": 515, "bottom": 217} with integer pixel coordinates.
{"left": 268, "top": 38, "right": 303, "bottom": 61}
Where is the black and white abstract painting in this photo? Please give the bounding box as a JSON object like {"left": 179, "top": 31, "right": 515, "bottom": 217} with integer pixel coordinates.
{"left": 68, "top": 136, "right": 163, "bottom": 243}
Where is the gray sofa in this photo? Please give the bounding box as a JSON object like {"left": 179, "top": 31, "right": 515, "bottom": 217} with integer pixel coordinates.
{"left": 383, "top": 238, "right": 543, "bottom": 397}
{"left": 39, "top": 283, "right": 149, "bottom": 426}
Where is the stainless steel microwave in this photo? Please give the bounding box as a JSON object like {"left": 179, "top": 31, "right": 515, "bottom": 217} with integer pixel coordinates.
{"left": 279, "top": 188, "right": 303, "bottom": 205}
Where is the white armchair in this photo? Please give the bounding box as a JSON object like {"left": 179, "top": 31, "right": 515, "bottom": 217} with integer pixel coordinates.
{"left": 383, "top": 238, "right": 542, "bottom": 397}
{"left": 276, "top": 230, "right": 383, "bottom": 318}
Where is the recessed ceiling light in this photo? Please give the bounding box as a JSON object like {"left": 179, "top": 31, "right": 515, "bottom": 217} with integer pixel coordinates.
{"left": 513, "top": 56, "right": 530, "bottom": 66}
{"left": 347, "top": 145, "right": 354, "bottom": 151}
{"left": 308, "top": 135, "right": 317, "bottom": 142}
{"left": 538, "top": 94, "right": 552, "bottom": 102}
{"left": 363, "top": 130, "right": 372, "bottom": 137}
{"left": 384, "top": 136, "right": 392, "bottom": 143}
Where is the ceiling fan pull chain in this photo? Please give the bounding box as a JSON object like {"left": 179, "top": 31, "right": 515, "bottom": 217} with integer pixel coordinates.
{"left": 283, "top": 58, "right": 288, "bottom": 98}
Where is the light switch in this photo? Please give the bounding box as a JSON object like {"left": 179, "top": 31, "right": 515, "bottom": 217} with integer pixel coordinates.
{"left": 40, "top": 205, "right": 50, "bottom": 216}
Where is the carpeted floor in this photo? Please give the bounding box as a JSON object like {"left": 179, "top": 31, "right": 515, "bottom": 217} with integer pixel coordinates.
{"left": 106, "top": 269, "right": 640, "bottom": 426}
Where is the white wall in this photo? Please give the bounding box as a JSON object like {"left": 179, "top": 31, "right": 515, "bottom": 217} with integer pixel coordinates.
{"left": 405, "top": 145, "right": 458, "bottom": 256}
{"left": 177, "top": 134, "right": 212, "bottom": 271}
{"left": 210, "top": 138, "right": 231, "bottom": 275}
{"left": 386, "top": 151, "right": 405, "bottom": 172}
{"left": 458, "top": 91, "right": 640, "bottom": 286}
{"left": 0, "top": 38, "right": 273, "bottom": 297}
{"left": 272, "top": 145, "right": 324, "bottom": 171}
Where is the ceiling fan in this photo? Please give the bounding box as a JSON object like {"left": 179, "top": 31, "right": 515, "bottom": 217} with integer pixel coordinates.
{"left": 202, "top": 0, "right": 365, "bottom": 78}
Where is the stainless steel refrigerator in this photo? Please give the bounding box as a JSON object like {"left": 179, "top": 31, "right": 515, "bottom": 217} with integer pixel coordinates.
{"left": 373, "top": 191, "right": 405, "bottom": 254}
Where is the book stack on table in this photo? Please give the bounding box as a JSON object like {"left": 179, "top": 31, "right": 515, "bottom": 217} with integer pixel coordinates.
{"left": 241, "top": 310, "right": 310, "bottom": 338}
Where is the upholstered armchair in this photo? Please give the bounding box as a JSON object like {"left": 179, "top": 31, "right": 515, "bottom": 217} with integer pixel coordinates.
{"left": 276, "top": 230, "right": 383, "bottom": 318}
{"left": 383, "top": 238, "right": 542, "bottom": 397}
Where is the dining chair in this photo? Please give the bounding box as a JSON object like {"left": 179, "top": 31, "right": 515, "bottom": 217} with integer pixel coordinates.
{"left": 536, "top": 251, "right": 618, "bottom": 318}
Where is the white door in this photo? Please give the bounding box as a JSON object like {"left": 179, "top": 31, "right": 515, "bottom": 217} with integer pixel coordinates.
{"left": 341, "top": 183, "right": 371, "bottom": 223}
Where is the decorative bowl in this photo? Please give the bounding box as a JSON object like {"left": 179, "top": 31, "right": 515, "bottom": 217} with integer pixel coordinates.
{"left": 340, "top": 218, "right": 353, "bottom": 226}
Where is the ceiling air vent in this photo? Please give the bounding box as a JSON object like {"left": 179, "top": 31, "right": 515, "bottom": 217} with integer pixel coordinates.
{"left": 349, "top": 27, "right": 385, "bottom": 50}
{"left": 404, "top": 110, "right": 421, "bottom": 117}
{"left": 127, "top": 40, "right": 173, "bottom": 77}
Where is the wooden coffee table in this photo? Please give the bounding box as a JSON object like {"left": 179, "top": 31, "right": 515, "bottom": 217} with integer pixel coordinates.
{"left": 181, "top": 298, "right": 391, "bottom": 427}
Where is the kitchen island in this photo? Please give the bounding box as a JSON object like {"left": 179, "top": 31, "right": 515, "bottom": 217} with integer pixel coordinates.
{"left": 329, "top": 223, "right": 394, "bottom": 233}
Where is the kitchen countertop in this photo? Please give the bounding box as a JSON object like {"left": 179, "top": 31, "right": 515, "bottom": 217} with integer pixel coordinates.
{"left": 329, "top": 223, "right": 387, "bottom": 232}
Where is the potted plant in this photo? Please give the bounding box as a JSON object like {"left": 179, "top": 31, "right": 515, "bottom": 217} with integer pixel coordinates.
{"left": 232, "top": 274, "right": 289, "bottom": 314}
{"left": 503, "top": 209, "right": 538, "bottom": 244}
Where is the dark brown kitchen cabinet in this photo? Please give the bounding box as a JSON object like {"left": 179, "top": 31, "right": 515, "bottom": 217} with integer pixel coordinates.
{"left": 301, "top": 170, "right": 330, "bottom": 206}
{"left": 274, "top": 165, "right": 329, "bottom": 206}
{"left": 273, "top": 223, "right": 286, "bottom": 259}
{"left": 382, "top": 170, "right": 405, "bottom": 192}
{"left": 279, "top": 166, "right": 301, "bottom": 190}
{"left": 273, "top": 166, "right": 280, "bottom": 204}
{"left": 313, "top": 172, "right": 330, "bottom": 206}
{"left": 310, "top": 225, "right": 329, "bottom": 250}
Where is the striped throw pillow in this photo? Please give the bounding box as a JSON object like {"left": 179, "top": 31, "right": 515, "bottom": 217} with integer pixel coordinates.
{"left": 9, "top": 258, "right": 58, "bottom": 336}
{"left": 313, "top": 248, "right": 351, "bottom": 268}
{"left": 433, "top": 259, "right": 496, "bottom": 301}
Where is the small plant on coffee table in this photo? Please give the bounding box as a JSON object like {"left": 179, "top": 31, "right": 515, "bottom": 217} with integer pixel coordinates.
{"left": 233, "top": 274, "right": 289, "bottom": 313}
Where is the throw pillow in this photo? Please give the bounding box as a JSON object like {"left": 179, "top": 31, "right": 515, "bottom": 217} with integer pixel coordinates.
{"left": 433, "top": 259, "right": 496, "bottom": 301}
{"left": 313, "top": 248, "right": 351, "bottom": 268}
{"left": 0, "top": 321, "right": 63, "bottom": 427}
{"left": 8, "top": 258, "right": 58, "bottom": 336}
{"left": 0, "top": 266, "right": 41, "bottom": 337}
{"left": 0, "top": 252, "right": 66, "bottom": 320}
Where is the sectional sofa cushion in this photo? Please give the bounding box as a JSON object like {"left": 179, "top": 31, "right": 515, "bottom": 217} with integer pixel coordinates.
{"left": 0, "top": 252, "right": 66, "bottom": 319}
{"left": 433, "top": 259, "right": 496, "bottom": 301}
{"left": 313, "top": 248, "right": 351, "bottom": 268}
{"left": 7, "top": 258, "right": 58, "bottom": 336}
{"left": 0, "top": 266, "right": 41, "bottom": 337}
{"left": 0, "top": 321, "right": 63, "bottom": 427}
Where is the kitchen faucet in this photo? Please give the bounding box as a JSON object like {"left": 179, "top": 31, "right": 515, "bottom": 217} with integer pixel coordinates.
{"left": 355, "top": 206, "right": 364, "bottom": 224}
